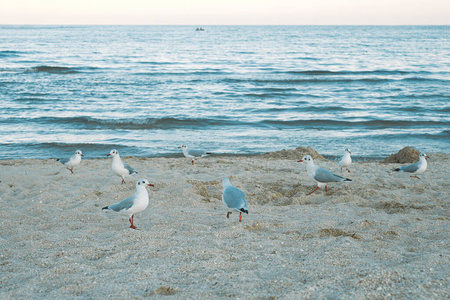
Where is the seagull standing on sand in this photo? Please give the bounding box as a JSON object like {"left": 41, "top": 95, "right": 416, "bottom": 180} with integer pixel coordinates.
{"left": 57, "top": 149, "right": 83, "bottom": 174}
{"left": 222, "top": 177, "right": 249, "bottom": 222}
{"left": 338, "top": 148, "right": 352, "bottom": 173}
{"left": 107, "top": 149, "right": 137, "bottom": 184}
{"left": 298, "top": 155, "right": 352, "bottom": 195}
{"left": 393, "top": 152, "right": 429, "bottom": 179}
{"left": 178, "top": 145, "right": 211, "bottom": 165}
{"left": 102, "top": 178, "right": 154, "bottom": 229}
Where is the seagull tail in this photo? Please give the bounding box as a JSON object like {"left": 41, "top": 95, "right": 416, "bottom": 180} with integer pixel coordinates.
{"left": 393, "top": 168, "right": 401, "bottom": 172}
{"left": 344, "top": 178, "right": 352, "bottom": 182}
{"left": 240, "top": 208, "right": 249, "bottom": 214}
{"left": 102, "top": 206, "right": 110, "bottom": 210}
{"left": 206, "top": 152, "right": 212, "bottom": 155}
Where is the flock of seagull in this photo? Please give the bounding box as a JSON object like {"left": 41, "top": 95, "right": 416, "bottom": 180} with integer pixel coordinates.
{"left": 56, "top": 146, "right": 429, "bottom": 229}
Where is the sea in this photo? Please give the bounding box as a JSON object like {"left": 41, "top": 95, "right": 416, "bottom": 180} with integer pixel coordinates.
{"left": 0, "top": 25, "right": 449, "bottom": 160}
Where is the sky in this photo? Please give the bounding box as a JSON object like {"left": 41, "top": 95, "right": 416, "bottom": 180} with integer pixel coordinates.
{"left": 1, "top": 0, "right": 449, "bottom": 25}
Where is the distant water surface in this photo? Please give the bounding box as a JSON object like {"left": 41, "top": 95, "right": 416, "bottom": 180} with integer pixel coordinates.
{"left": 0, "top": 25, "right": 449, "bottom": 160}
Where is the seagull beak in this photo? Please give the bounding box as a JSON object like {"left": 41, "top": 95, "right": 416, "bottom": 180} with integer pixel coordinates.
{"left": 426, "top": 156, "right": 429, "bottom": 159}
{"left": 177, "top": 146, "right": 182, "bottom": 149}
{"left": 148, "top": 183, "right": 154, "bottom": 187}
{"left": 81, "top": 154, "right": 84, "bottom": 156}
{"left": 298, "top": 159, "right": 303, "bottom": 162}
{"left": 107, "top": 154, "right": 111, "bottom": 156}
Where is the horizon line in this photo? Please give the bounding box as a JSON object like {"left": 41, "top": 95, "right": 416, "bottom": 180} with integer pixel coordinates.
{"left": 1, "top": 24, "right": 449, "bottom": 26}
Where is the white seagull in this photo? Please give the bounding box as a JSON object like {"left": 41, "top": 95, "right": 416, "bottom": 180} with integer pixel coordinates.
{"left": 178, "top": 145, "right": 211, "bottom": 165}
{"left": 393, "top": 152, "right": 429, "bottom": 179}
{"left": 107, "top": 149, "right": 137, "bottom": 184}
{"left": 222, "top": 177, "right": 249, "bottom": 222}
{"left": 338, "top": 148, "right": 352, "bottom": 173}
{"left": 102, "top": 178, "right": 154, "bottom": 229}
{"left": 57, "top": 149, "right": 83, "bottom": 174}
{"left": 298, "top": 155, "right": 352, "bottom": 195}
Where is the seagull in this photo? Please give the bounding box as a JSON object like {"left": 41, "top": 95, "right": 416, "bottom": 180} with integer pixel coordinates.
{"left": 393, "top": 152, "right": 429, "bottom": 179}
{"left": 338, "top": 148, "right": 352, "bottom": 173}
{"left": 298, "top": 155, "right": 352, "bottom": 195}
{"left": 222, "top": 177, "right": 249, "bottom": 222}
{"left": 107, "top": 149, "right": 137, "bottom": 184}
{"left": 56, "top": 149, "right": 83, "bottom": 174}
{"left": 102, "top": 178, "right": 154, "bottom": 229}
{"left": 178, "top": 145, "right": 211, "bottom": 165}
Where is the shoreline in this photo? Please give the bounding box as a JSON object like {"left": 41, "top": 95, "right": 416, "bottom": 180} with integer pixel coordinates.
{"left": 1, "top": 148, "right": 447, "bottom": 163}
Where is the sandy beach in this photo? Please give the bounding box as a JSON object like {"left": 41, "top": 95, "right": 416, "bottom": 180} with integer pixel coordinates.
{"left": 1, "top": 148, "right": 449, "bottom": 299}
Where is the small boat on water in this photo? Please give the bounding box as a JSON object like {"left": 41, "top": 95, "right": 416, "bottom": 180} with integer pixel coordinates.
{"left": 196, "top": 27, "right": 205, "bottom": 31}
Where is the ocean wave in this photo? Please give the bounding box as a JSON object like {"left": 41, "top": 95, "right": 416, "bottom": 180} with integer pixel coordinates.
{"left": 2, "top": 116, "right": 447, "bottom": 131}
{"left": 401, "top": 106, "right": 450, "bottom": 113}
{"left": 0, "top": 142, "right": 141, "bottom": 160}
{"left": 223, "top": 76, "right": 448, "bottom": 85}
{"left": 260, "top": 119, "right": 448, "bottom": 128}
{"left": 223, "top": 78, "right": 392, "bottom": 84}
{"left": 281, "top": 70, "right": 430, "bottom": 76}
{"left": 244, "top": 92, "right": 293, "bottom": 98}
{"left": 1, "top": 116, "right": 241, "bottom": 130}
{"left": 136, "top": 61, "right": 177, "bottom": 65}
{"left": 390, "top": 93, "right": 450, "bottom": 100}
{"left": 0, "top": 50, "right": 25, "bottom": 58}
{"left": 133, "top": 70, "right": 228, "bottom": 76}
{"left": 26, "top": 65, "right": 98, "bottom": 74}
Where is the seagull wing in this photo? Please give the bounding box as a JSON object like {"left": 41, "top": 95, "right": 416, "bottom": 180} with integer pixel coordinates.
{"left": 57, "top": 157, "right": 70, "bottom": 165}
{"left": 123, "top": 162, "right": 137, "bottom": 175}
{"left": 223, "top": 186, "right": 247, "bottom": 210}
{"left": 188, "top": 149, "right": 208, "bottom": 157}
{"left": 398, "top": 161, "right": 420, "bottom": 173}
{"left": 107, "top": 196, "right": 135, "bottom": 212}
{"left": 314, "top": 167, "right": 348, "bottom": 183}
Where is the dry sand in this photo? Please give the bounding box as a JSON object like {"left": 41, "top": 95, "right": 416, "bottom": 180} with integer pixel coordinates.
{"left": 0, "top": 150, "right": 449, "bottom": 299}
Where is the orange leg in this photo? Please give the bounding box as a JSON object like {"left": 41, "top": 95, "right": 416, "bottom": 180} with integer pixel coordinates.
{"left": 191, "top": 160, "right": 195, "bottom": 165}
{"left": 129, "top": 215, "right": 137, "bottom": 229}
{"left": 410, "top": 175, "right": 420, "bottom": 179}
{"left": 227, "top": 211, "right": 232, "bottom": 218}
{"left": 68, "top": 168, "right": 74, "bottom": 174}
{"left": 122, "top": 178, "right": 126, "bottom": 184}
{"left": 325, "top": 186, "right": 328, "bottom": 192}
{"left": 307, "top": 186, "right": 319, "bottom": 195}
{"left": 239, "top": 212, "right": 242, "bottom": 222}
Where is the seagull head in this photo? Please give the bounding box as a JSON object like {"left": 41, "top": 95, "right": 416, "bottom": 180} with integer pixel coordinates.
{"left": 420, "top": 152, "right": 429, "bottom": 159}
{"left": 298, "top": 155, "right": 313, "bottom": 163}
{"left": 345, "top": 148, "right": 351, "bottom": 154}
{"left": 137, "top": 178, "right": 154, "bottom": 188}
{"left": 178, "top": 145, "right": 187, "bottom": 149}
{"left": 107, "top": 149, "right": 119, "bottom": 157}
{"left": 75, "top": 149, "right": 84, "bottom": 157}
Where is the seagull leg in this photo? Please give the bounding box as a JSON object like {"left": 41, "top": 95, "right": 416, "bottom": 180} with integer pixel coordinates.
{"left": 69, "top": 168, "right": 74, "bottom": 174}
{"left": 191, "top": 159, "right": 195, "bottom": 165}
{"left": 239, "top": 212, "right": 242, "bottom": 222}
{"left": 307, "top": 186, "right": 319, "bottom": 195}
{"left": 121, "top": 178, "right": 126, "bottom": 184}
{"left": 227, "top": 211, "right": 232, "bottom": 218}
{"left": 325, "top": 186, "right": 328, "bottom": 193}
{"left": 129, "top": 215, "right": 137, "bottom": 229}
{"left": 410, "top": 175, "right": 421, "bottom": 179}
